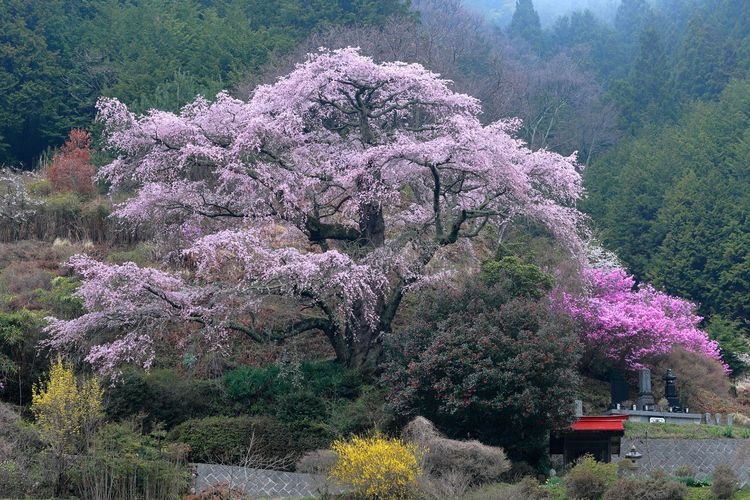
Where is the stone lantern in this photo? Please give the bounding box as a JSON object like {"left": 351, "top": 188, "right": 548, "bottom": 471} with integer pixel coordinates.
{"left": 622, "top": 444, "right": 643, "bottom": 475}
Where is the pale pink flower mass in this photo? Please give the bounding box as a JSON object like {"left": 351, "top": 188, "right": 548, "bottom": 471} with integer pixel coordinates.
{"left": 47, "top": 48, "right": 588, "bottom": 371}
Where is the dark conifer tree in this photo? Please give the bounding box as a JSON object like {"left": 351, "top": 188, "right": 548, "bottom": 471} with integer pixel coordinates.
{"left": 675, "top": 12, "right": 732, "bottom": 100}
{"left": 509, "top": 0, "right": 544, "bottom": 52}
{"left": 612, "top": 27, "right": 675, "bottom": 132}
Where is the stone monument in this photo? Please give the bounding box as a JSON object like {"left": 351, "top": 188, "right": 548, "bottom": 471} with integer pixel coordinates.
{"left": 636, "top": 368, "right": 656, "bottom": 411}
{"left": 664, "top": 369, "right": 682, "bottom": 411}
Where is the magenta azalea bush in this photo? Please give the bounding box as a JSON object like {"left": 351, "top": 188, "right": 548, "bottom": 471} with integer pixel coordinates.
{"left": 560, "top": 267, "right": 725, "bottom": 371}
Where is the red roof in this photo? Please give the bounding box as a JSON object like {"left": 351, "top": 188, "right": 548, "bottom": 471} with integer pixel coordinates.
{"left": 571, "top": 415, "right": 630, "bottom": 432}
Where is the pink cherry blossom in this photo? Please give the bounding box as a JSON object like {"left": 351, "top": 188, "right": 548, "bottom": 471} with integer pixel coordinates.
{"left": 47, "top": 48, "right": 588, "bottom": 372}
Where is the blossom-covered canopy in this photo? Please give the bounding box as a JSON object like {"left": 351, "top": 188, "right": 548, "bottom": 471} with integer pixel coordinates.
{"left": 560, "top": 267, "right": 725, "bottom": 371}
{"left": 47, "top": 48, "right": 586, "bottom": 372}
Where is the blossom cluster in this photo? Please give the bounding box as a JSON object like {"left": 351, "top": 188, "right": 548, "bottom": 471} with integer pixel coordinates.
{"left": 329, "top": 434, "right": 423, "bottom": 499}
{"left": 559, "top": 267, "right": 725, "bottom": 371}
{"left": 47, "top": 48, "right": 589, "bottom": 370}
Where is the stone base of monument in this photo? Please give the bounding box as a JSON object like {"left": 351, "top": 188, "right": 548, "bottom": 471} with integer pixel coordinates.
{"left": 605, "top": 409, "right": 702, "bottom": 425}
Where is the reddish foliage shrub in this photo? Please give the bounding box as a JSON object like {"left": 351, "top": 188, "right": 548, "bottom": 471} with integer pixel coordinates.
{"left": 44, "top": 129, "right": 95, "bottom": 195}
{"left": 651, "top": 347, "right": 733, "bottom": 413}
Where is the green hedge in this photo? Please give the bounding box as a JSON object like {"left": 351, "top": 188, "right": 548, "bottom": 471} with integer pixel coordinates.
{"left": 168, "top": 415, "right": 334, "bottom": 466}
{"left": 223, "top": 361, "right": 363, "bottom": 417}
{"left": 106, "top": 368, "right": 228, "bottom": 430}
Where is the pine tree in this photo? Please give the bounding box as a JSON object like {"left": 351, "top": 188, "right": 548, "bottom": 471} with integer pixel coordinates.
{"left": 612, "top": 27, "right": 675, "bottom": 132}
{"left": 509, "top": 0, "right": 544, "bottom": 52}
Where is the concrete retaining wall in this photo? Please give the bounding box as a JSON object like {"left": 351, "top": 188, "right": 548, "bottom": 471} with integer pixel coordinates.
{"left": 616, "top": 438, "right": 750, "bottom": 486}
{"left": 192, "top": 463, "right": 346, "bottom": 498}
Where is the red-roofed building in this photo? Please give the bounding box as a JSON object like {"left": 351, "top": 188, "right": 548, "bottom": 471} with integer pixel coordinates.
{"left": 551, "top": 415, "right": 630, "bottom": 464}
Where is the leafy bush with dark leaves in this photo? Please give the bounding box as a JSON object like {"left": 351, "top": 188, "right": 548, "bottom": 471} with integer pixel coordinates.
{"left": 168, "top": 416, "right": 333, "bottom": 467}
{"left": 223, "top": 361, "right": 363, "bottom": 415}
{"left": 384, "top": 266, "right": 581, "bottom": 465}
{"left": 105, "top": 368, "right": 227, "bottom": 430}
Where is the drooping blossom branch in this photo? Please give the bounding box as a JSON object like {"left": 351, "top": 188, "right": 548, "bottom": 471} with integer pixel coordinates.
{"left": 48, "top": 48, "right": 588, "bottom": 371}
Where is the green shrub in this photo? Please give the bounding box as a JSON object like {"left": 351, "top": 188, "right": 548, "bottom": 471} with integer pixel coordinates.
{"left": 565, "top": 455, "right": 618, "bottom": 500}
{"left": 168, "top": 415, "right": 334, "bottom": 466}
{"left": 327, "top": 386, "right": 391, "bottom": 436}
{"left": 288, "top": 420, "right": 336, "bottom": 453}
{"left": 105, "top": 244, "right": 155, "bottom": 266}
{"left": 544, "top": 476, "right": 568, "bottom": 500}
{"left": 27, "top": 178, "right": 52, "bottom": 196}
{"left": 68, "top": 422, "right": 190, "bottom": 500}
{"left": 603, "top": 475, "right": 687, "bottom": 500}
{"left": 223, "top": 361, "right": 363, "bottom": 410}
{"left": 481, "top": 256, "right": 555, "bottom": 299}
{"left": 223, "top": 361, "right": 365, "bottom": 421}
{"left": 105, "top": 368, "right": 227, "bottom": 430}
{"left": 275, "top": 392, "right": 327, "bottom": 422}
{"left": 35, "top": 276, "right": 84, "bottom": 319}
{"left": 224, "top": 365, "right": 282, "bottom": 411}
{"left": 711, "top": 464, "right": 738, "bottom": 499}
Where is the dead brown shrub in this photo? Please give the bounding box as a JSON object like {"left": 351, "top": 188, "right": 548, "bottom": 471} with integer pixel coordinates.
{"left": 651, "top": 347, "right": 733, "bottom": 413}
{"left": 402, "top": 416, "right": 510, "bottom": 485}
{"left": 295, "top": 449, "right": 337, "bottom": 474}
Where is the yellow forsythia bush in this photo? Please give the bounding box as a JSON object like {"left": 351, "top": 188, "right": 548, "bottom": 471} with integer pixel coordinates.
{"left": 328, "top": 434, "right": 424, "bottom": 499}
{"left": 31, "top": 357, "right": 103, "bottom": 454}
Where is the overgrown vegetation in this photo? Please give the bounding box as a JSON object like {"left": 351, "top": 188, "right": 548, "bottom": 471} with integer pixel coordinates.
{"left": 624, "top": 422, "right": 750, "bottom": 439}
{"left": 2, "top": 0, "right": 750, "bottom": 498}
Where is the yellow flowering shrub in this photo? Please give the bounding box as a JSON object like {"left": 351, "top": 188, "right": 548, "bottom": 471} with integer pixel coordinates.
{"left": 31, "top": 357, "right": 103, "bottom": 454}
{"left": 328, "top": 434, "right": 424, "bottom": 499}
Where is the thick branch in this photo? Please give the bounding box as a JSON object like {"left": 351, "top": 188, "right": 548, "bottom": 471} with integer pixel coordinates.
{"left": 379, "top": 281, "right": 405, "bottom": 334}
{"left": 227, "top": 317, "right": 332, "bottom": 342}
{"left": 305, "top": 216, "right": 361, "bottom": 243}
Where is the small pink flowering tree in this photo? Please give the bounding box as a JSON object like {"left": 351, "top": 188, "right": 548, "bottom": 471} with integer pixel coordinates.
{"left": 46, "top": 48, "right": 586, "bottom": 372}
{"left": 560, "top": 266, "right": 725, "bottom": 372}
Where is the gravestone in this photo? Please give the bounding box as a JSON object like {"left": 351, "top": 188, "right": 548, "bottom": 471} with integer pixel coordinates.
{"left": 575, "top": 400, "right": 583, "bottom": 417}
{"left": 610, "top": 372, "right": 629, "bottom": 409}
{"left": 636, "top": 368, "right": 656, "bottom": 411}
{"left": 664, "top": 369, "right": 682, "bottom": 410}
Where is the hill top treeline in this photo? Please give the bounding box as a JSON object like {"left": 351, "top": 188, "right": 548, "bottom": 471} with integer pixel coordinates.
{"left": 0, "top": 0, "right": 408, "bottom": 167}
